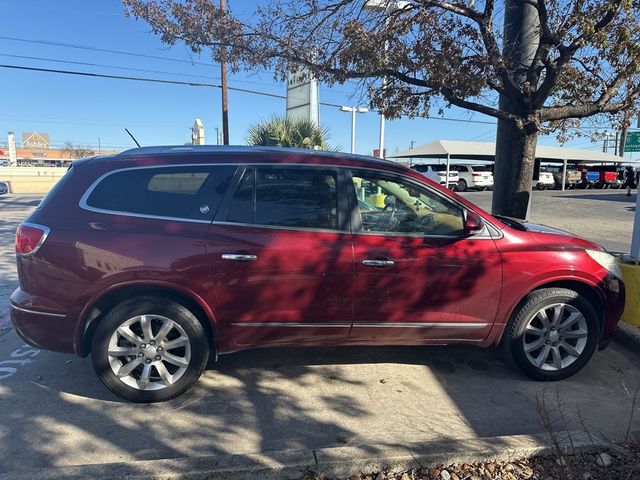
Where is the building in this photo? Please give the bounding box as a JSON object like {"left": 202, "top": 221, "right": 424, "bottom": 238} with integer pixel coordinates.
{"left": 0, "top": 146, "right": 119, "bottom": 167}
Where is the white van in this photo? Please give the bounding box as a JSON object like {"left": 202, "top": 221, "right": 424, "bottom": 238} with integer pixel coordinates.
{"left": 410, "top": 164, "right": 459, "bottom": 189}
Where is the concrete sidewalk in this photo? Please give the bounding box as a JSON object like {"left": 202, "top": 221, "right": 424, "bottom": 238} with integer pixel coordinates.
{"left": 0, "top": 432, "right": 609, "bottom": 480}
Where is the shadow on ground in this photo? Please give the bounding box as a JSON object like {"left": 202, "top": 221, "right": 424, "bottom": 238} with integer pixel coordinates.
{"left": 1, "top": 335, "right": 640, "bottom": 476}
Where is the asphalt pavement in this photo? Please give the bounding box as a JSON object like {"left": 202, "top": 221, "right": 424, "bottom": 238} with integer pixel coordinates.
{"left": 1, "top": 191, "right": 639, "bottom": 477}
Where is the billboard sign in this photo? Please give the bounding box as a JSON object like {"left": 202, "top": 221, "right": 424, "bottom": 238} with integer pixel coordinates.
{"left": 22, "top": 132, "right": 49, "bottom": 149}
{"left": 286, "top": 67, "right": 319, "bottom": 125}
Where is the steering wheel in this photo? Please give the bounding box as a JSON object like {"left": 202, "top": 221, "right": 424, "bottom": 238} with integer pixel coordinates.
{"left": 373, "top": 200, "right": 397, "bottom": 232}
{"left": 415, "top": 213, "right": 436, "bottom": 233}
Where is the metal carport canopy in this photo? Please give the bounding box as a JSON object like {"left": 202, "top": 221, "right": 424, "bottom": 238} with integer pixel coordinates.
{"left": 391, "top": 139, "right": 640, "bottom": 259}
{"left": 391, "top": 140, "right": 625, "bottom": 163}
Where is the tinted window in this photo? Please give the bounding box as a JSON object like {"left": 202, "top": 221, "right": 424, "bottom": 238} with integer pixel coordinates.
{"left": 224, "top": 167, "right": 338, "bottom": 230}
{"left": 225, "top": 169, "right": 254, "bottom": 223}
{"left": 351, "top": 173, "right": 464, "bottom": 236}
{"left": 86, "top": 165, "right": 236, "bottom": 220}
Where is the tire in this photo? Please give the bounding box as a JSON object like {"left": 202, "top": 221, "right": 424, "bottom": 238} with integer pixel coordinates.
{"left": 536, "top": 183, "right": 546, "bottom": 190}
{"left": 91, "top": 296, "right": 210, "bottom": 403}
{"left": 502, "top": 288, "right": 600, "bottom": 381}
{"left": 457, "top": 179, "right": 467, "bottom": 192}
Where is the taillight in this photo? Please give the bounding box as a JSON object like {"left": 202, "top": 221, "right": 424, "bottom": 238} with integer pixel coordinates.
{"left": 472, "top": 173, "right": 482, "bottom": 177}
{"left": 15, "top": 223, "right": 50, "bottom": 256}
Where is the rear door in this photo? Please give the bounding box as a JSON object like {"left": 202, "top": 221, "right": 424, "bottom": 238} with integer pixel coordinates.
{"left": 206, "top": 165, "right": 354, "bottom": 348}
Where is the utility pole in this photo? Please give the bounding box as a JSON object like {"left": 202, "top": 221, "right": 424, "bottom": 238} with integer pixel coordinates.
{"left": 220, "top": 0, "right": 230, "bottom": 145}
{"left": 493, "top": 0, "right": 539, "bottom": 220}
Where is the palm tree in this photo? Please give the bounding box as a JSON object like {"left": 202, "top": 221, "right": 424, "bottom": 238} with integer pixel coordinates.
{"left": 246, "top": 115, "right": 334, "bottom": 150}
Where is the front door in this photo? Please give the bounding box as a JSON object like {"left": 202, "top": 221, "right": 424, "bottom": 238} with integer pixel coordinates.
{"left": 346, "top": 170, "right": 502, "bottom": 344}
{"left": 207, "top": 165, "right": 354, "bottom": 349}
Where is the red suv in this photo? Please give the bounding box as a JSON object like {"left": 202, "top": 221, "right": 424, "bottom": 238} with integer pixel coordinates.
{"left": 11, "top": 147, "right": 625, "bottom": 402}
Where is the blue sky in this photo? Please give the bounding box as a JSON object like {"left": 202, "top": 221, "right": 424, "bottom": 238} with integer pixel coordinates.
{"left": 0, "top": 0, "right": 629, "bottom": 157}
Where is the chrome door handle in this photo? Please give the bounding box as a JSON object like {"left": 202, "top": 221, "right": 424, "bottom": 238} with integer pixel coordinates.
{"left": 362, "top": 259, "right": 395, "bottom": 267}
{"left": 221, "top": 254, "right": 258, "bottom": 262}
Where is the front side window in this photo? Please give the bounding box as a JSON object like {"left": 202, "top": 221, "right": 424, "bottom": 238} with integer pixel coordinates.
{"left": 85, "top": 165, "right": 236, "bottom": 220}
{"left": 224, "top": 167, "right": 338, "bottom": 230}
{"left": 351, "top": 173, "right": 465, "bottom": 236}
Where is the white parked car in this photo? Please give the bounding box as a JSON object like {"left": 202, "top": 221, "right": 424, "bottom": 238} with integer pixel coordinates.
{"left": 410, "top": 164, "right": 459, "bottom": 189}
{"left": 451, "top": 165, "right": 494, "bottom": 191}
{"left": 534, "top": 171, "right": 555, "bottom": 190}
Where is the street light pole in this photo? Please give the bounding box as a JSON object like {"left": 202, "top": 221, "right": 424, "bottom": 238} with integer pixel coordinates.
{"left": 363, "top": 0, "right": 410, "bottom": 158}
{"left": 220, "top": 0, "right": 230, "bottom": 145}
{"left": 340, "top": 106, "right": 369, "bottom": 154}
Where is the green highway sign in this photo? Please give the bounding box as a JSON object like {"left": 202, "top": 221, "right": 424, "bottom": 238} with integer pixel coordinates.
{"left": 626, "top": 131, "right": 640, "bottom": 153}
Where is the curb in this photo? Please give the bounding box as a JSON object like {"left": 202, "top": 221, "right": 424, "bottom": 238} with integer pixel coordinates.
{"left": 614, "top": 321, "right": 640, "bottom": 353}
{"left": 0, "top": 431, "right": 611, "bottom": 480}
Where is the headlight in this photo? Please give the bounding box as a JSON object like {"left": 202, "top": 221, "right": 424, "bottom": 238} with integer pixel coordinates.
{"left": 586, "top": 249, "right": 623, "bottom": 280}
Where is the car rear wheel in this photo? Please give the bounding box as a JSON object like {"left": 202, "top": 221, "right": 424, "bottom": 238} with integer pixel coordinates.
{"left": 502, "top": 288, "right": 599, "bottom": 381}
{"left": 91, "top": 296, "right": 209, "bottom": 402}
{"left": 457, "top": 179, "right": 467, "bottom": 192}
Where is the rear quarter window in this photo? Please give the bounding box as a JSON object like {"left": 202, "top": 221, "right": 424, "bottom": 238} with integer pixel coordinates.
{"left": 85, "top": 165, "right": 236, "bottom": 220}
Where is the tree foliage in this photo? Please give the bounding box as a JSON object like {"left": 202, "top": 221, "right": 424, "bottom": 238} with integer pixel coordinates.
{"left": 246, "top": 115, "right": 334, "bottom": 150}
{"left": 123, "top": 0, "right": 640, "bottom": 133}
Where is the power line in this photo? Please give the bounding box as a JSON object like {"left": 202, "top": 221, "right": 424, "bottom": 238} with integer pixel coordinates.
{"left": 0, "top": 62, "right": 505, "bottom": 126}
{"left": 0, "top": 35, "right": 217, "bottom": 67}
{"left": 0, "top": 53, "right": 217, "bottom": 81}
{"left": 0, "top": 63, "right": 289, "bottom": 100}
{"left": 0, "top": 53, "right": 284, "bottom": 88}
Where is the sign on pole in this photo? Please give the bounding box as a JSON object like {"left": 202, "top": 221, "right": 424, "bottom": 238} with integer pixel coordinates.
{"left": 7, "top": 132, "right": 17, "bottom": 166}
{"left": 625, "top": 131, "right": 640, "bottom": 153}
{"left": 286, "top": 67, "right": 319, "bottom": 126}
{"left": 191, "top": 119, "right": 205, "bottom": 145}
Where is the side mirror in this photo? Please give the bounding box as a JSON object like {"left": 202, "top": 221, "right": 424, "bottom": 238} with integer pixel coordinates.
{"left": 464, "top": 210, "right": 485, "bottom": 235}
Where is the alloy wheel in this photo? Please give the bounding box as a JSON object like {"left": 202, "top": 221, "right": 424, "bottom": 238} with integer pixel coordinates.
{"left": 522, "top": 303, "right": 588, "bottom": 371}
{"left": 107, "top": 314, "right": 192, "bottom": 391}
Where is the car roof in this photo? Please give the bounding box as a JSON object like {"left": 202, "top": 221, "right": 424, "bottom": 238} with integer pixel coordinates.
{"left": 83, "top": 145, "right": 406, "bottom": 171}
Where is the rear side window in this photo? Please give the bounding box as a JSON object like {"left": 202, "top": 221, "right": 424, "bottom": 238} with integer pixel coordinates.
{"left": 224, "top": 167, "right": 338, "bottom": 230}
{"left": 85, "top": 165, "right": 236, "bottom": 220}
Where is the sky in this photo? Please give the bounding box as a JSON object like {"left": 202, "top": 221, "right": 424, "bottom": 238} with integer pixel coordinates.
{"left": 0, "top": 0, "right": 633, "bottom": 158}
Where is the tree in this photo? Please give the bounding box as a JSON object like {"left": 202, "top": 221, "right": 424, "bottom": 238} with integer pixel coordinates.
{"left": 63, "top": 141, "right": 96, "bottom": 159}
{"left": 246, "top": 115, "right": 334, "bottom": 149}
{"left": 123, "top": 0, "right": 640, "bottom": 218}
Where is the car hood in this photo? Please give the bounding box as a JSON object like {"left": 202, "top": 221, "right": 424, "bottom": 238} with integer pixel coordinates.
{"left": 493, "top": 215, "right": 605, "bottom": 251}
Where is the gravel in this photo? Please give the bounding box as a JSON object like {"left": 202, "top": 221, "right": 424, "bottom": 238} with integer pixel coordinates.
{"left": 305, "top": 443, "right": 640, "bottom": 480}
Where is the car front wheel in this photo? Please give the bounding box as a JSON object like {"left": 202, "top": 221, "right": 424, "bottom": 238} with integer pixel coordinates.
{"left": 91, "top": 296, "right": 210, "bottom": 402}
{"left": 503, "top": 288, "right": 599, "bottom": 381}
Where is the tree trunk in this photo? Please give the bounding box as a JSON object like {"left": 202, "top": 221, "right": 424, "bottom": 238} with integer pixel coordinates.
{"left": 491, "top": 0, "right": 540, "bottom": 220}
{"left": 492, "top": 120, "right": 538, "bottom": 220}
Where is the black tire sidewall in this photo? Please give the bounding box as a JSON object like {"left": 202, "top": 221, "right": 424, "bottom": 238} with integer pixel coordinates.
{"left": 91, "top": 297, "right": 210, "bottom": 403}
{"left": 504, "top": 288, "right": 600, "bottom": 381}
{"left": 458, "top": 179, "right": 467, "bottom": 192}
